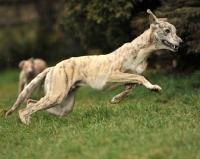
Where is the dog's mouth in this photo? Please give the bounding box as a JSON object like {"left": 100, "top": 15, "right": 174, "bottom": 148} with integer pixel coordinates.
{"left": 162, "top": 40, "right": 179, "bottom": 51}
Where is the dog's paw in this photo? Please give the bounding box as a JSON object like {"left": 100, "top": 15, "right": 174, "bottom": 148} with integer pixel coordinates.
{"left": 149, "top": 85, "right": 162, "bottom": 92}
{"left": 110, "top": 97, "right": 120, "bottom": 104}
{"left": 19, "top": 110, "right": 30, "bottom": 124}
{"left": 5, "top": 109, "right": 13, "bottom": 116}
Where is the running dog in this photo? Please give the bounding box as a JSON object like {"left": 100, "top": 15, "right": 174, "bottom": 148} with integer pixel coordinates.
{"left": 6, "top": 9, "right": 183, "bottom": 124}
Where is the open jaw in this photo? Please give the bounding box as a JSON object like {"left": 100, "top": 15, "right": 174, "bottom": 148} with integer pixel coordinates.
{"left": 162, "top": 40, "right": 179, "bottom": 51}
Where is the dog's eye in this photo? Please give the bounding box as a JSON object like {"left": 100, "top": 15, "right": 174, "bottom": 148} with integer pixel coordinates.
{"left": 165, "top": 29, "right": 170, "bottom": 34}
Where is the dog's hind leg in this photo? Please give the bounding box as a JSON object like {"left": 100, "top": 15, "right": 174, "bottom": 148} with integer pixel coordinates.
{"left": 24, "top": 87, "right": 78, "bottom": 116}
{"left": 45, "top": 87, "right": 79, "bottom": 116}
{"left": 18, "top": 65, "right": 71, "bottom": 124}
{"left": 35, "top": 77, "right": 44, "bottom": 94}
{"left": 19, "top": 92, "right": 67, "bottom": 124}
{"left": 26, "top": 99, "right": 38, "bottom": 108}
{"left": 111, "top": 84, "right": 136, "bottom": 104}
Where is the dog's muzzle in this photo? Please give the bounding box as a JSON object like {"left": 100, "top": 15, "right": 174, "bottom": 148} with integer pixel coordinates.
{"left": 27, "top": 71, "right": 34, "bottom": 78}
{"left": 162, "top": 40, "right": 179, "bottom": 51}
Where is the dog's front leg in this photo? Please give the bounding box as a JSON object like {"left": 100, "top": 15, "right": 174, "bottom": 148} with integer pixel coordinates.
{"left": 106, "top": 72, "right": 162, "bottom": 92}
{"left": 111, "top": 84, "right": 136, "bottom": 104}
{"left": 18, "top": 81, "right": 24, "bottom": 94}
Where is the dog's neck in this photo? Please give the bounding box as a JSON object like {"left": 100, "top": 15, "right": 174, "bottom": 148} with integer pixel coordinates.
{"left": 112, "top": 27, "right": 157, "bottom": 66}
{"left": 132, "top": 28, "right": 156, "bottom": 53}
{"left": 130, "top": 28, "right": 156, "bottom": 66}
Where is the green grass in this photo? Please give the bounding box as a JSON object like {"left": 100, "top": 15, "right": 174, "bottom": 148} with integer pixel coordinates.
{"left": 1, "top": 69, "right": 200, "bottom": 159}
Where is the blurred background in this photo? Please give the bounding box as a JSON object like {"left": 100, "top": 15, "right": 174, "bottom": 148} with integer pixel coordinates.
{"left": 0, "top": 0, "right": 200, "bottom": 73}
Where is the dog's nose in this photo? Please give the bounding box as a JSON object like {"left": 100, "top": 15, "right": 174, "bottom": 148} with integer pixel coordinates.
{"left": 28, "top": 71, "right": 33, "bottom": 76}
{"left": 27, "top": 70, "right": 34, "bottom": 77}
{"left": 179, "top": 40, "right": 184, "bottom": 47}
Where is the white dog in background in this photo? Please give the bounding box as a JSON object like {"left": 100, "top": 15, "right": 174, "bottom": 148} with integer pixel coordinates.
{"left": 18, "top": 58, "right": 47, "bottom": 100}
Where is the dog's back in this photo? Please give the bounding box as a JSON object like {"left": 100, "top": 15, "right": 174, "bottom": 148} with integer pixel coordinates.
{"left": 33, "top": 59, "right": 47, "bottom": 76}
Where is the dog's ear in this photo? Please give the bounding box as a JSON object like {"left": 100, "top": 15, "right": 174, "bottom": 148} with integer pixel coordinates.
{"left": 28, "top": 57, "right": 34, "bottom": 63}
{"left": 147, "top": 9, "right": 158, "bottom": 24}
{"left": 19, "top": 61, "right": 25, "bottom": 68}
{"left": 28, "top": 57, "right": 34, "bottom": 61}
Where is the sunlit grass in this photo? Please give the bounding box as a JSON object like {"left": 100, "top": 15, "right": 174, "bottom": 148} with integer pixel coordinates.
{"left": 0, "top": 69, "right": 200, "bottom": 159}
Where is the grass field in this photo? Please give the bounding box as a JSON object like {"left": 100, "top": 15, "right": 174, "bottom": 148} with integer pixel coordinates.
{"left": 0, "top": 69, "right": 200, "bottom": 159}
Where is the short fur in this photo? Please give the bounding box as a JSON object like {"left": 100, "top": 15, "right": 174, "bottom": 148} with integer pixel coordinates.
{"left": 6, "top": 10, "right": 183, "bottom": 124}
{"left": 18, "top": 58, "right": 47, "bottom": 100}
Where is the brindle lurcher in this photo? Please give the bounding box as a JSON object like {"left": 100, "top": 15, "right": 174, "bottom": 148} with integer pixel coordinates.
{"left": 6, "top": 9, "right": 183, "bottom": 124}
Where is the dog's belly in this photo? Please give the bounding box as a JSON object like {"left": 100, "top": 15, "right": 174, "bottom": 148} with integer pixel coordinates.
{"left": 100, "top": 82, "right": 125, "bottom": 92}
{"left": 84, "top": 74, "right": 124, "bottom": 92}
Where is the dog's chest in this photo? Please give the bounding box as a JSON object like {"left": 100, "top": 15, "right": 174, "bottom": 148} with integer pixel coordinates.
{"left": 122, "top": 47, "right": 154, "bottom": 74}
{"left": 123, "top": 58, "right": 147, "bottom": 74}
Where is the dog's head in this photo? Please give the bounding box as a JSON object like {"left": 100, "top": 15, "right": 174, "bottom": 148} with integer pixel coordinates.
{"left": 19, "top": 58, "right": 35, "bottom": 78}
{"left": 147, "top": 9, "right": 183, "bottom": 52}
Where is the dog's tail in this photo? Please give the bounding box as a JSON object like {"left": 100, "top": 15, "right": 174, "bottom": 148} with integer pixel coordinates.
{"left": 5, "top": 67, "right": 51, "bottom": 116}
